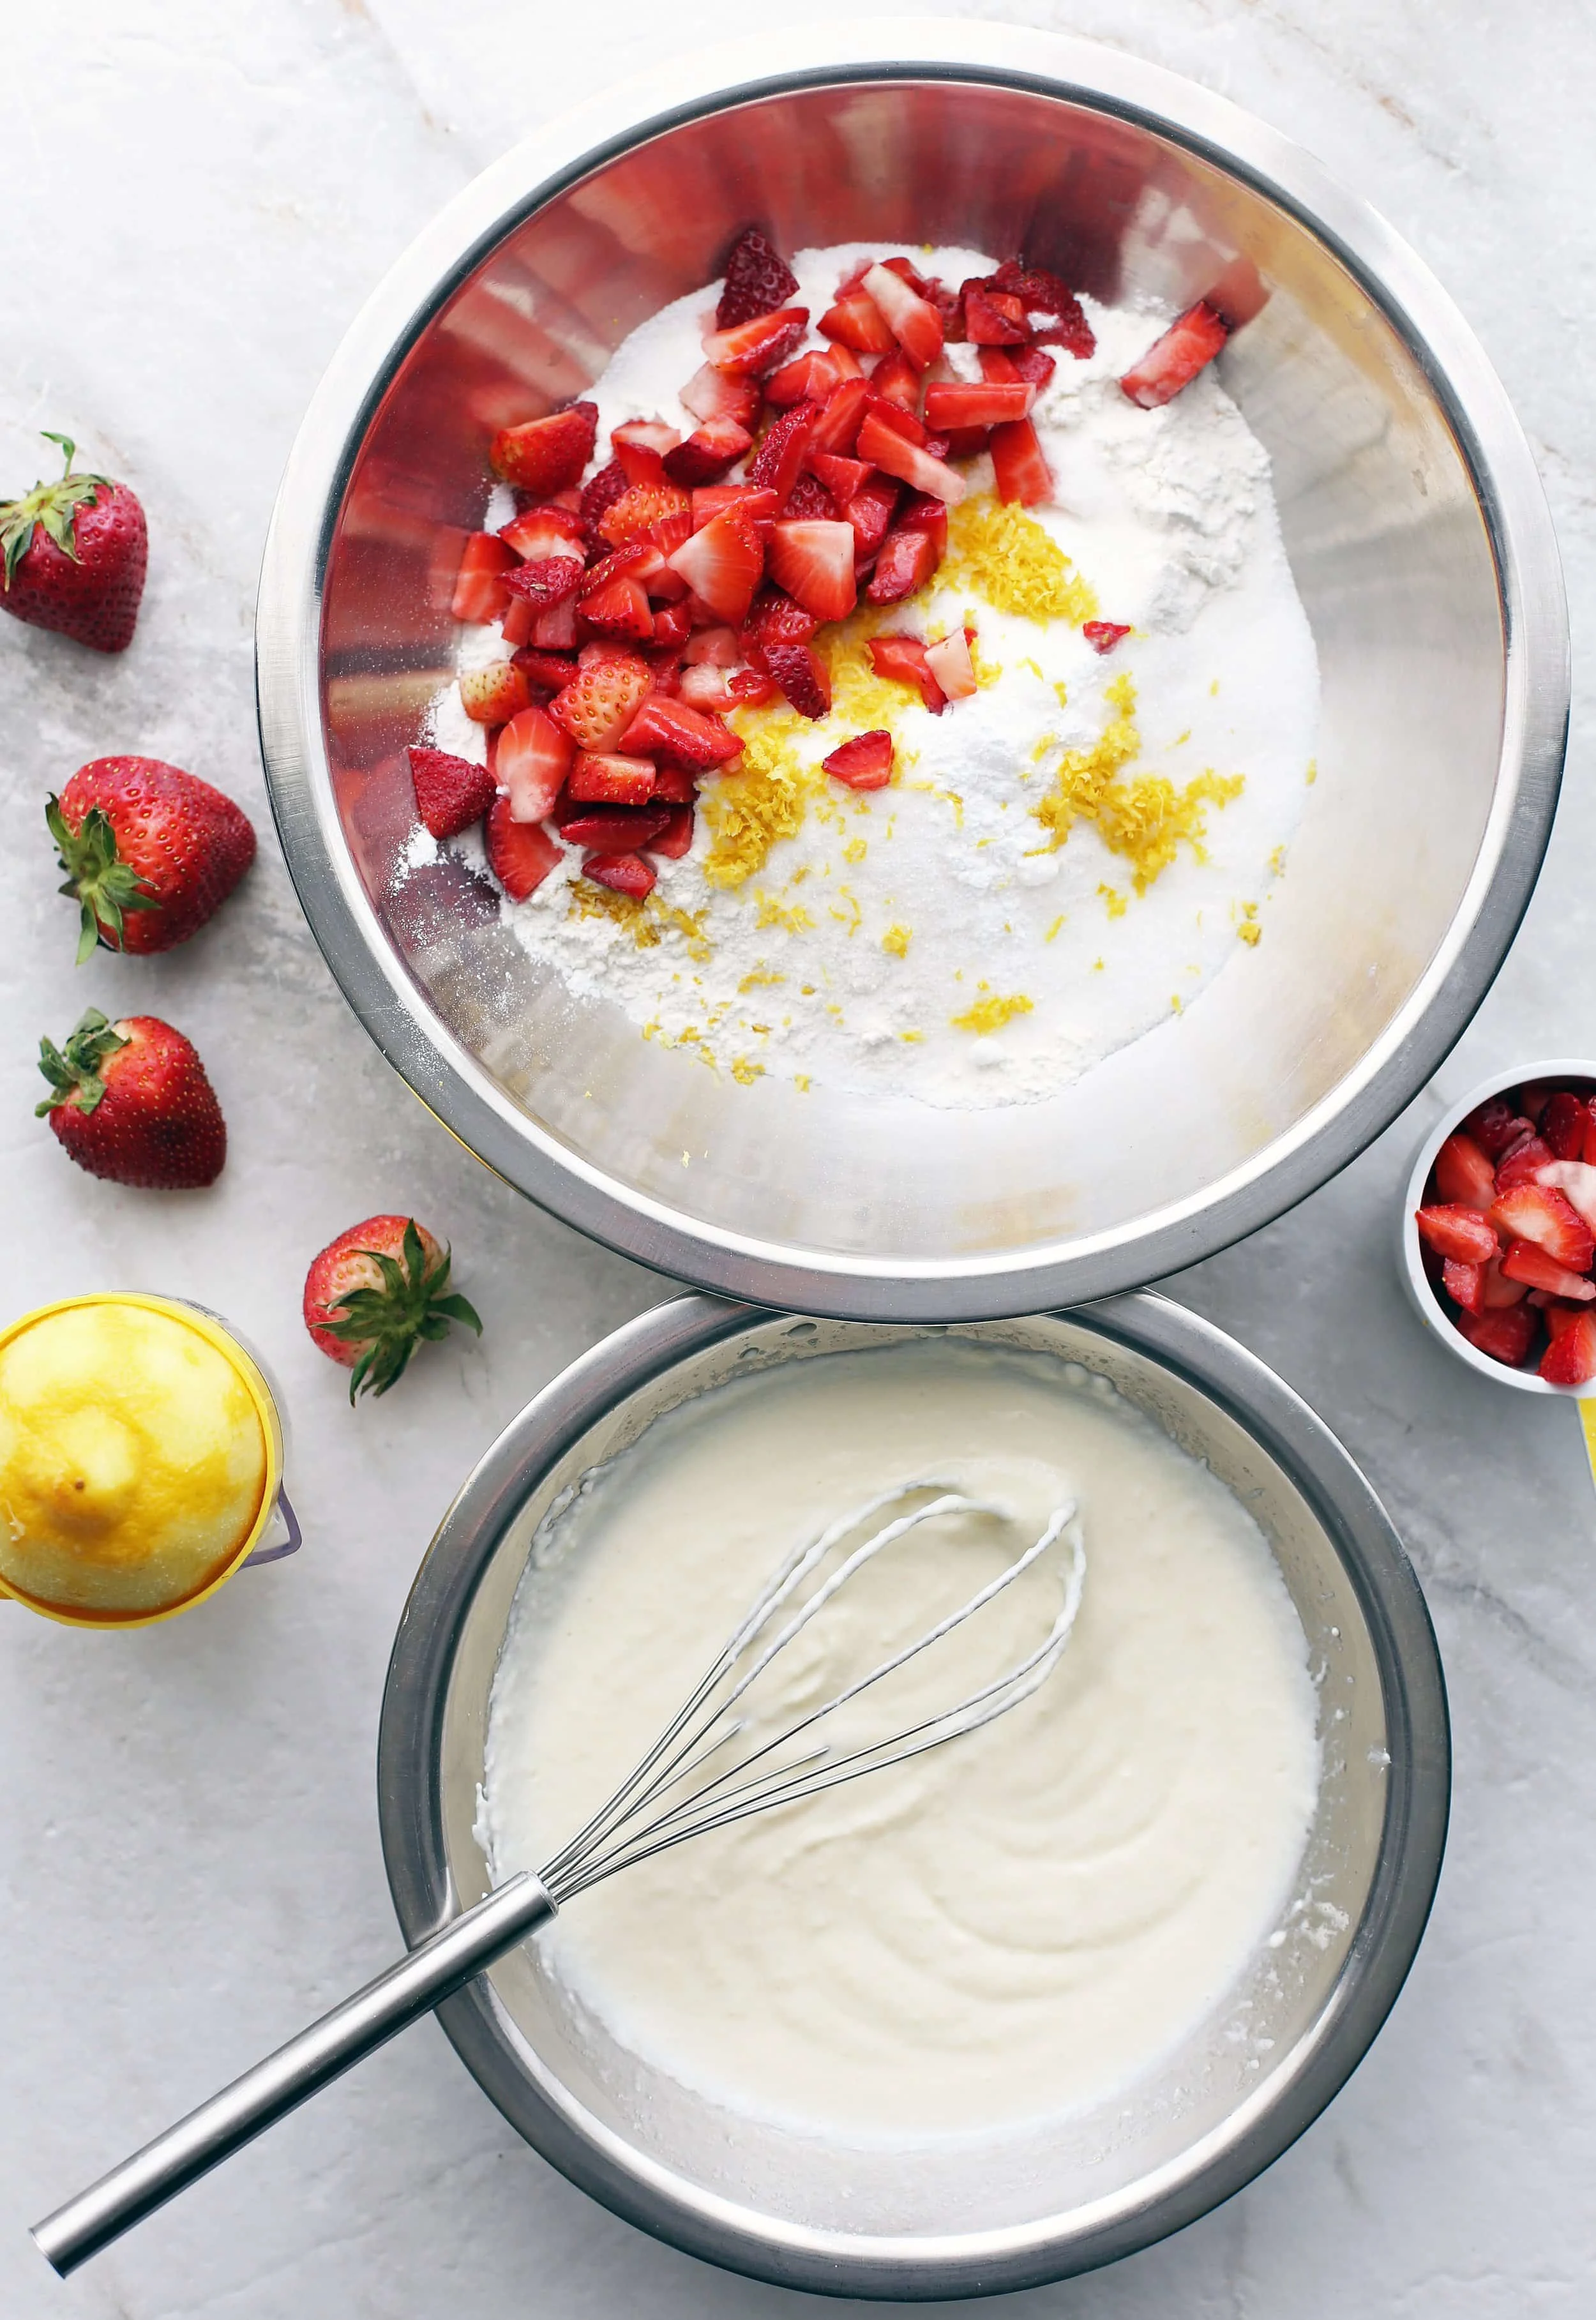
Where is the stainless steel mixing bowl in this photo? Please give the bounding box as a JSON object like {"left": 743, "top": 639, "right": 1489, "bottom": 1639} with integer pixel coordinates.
{"left": 259, "top": 22, "right": 1567, "bottom": 1318}
{"left": 378, "top": 1292, "right": 1449, "bottom": 2299}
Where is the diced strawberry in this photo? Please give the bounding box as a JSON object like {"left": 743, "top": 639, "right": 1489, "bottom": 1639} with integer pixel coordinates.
{"left": 667, "top": 502, "right": 765, "bottom": 626}
{"left": 870, "top": 350, "right": 923, "bottom": 412}
{"left": 490, "top": 402, "right": 599, "bottom": 493}
{"left": 1007, "top": 345, "right": 1058, "bottom": 389}
{"left": 818, "top": 289, "right": 897, "bottom": 353}
{"left": 867, "top": 635, "right": 947, "bottom": 713}
{"left": 651, "top": 600, "right": 693, "bottom": 649}
{"left": 809, "top": 452, "right": 871, "bottom": 504}
{"left": 599, "top": 482, "right": 692, "bottom": 554}
{"left": 1463, "top": 1095, "right": 1530, "bottom": 1157}
{"left": 550, "top": 651, "right": 654, "bottom": 751}
{"left": 502, "top": 554, "right": 586, "bottom": 608}
{"left": 568, "top": 751, "right": 658, "bottom": 806}
{"left": 897, "top": 493, "right": 949, "bottom": 550}
{"left": 1500, "top": 1240, "right": 1596, "bottom": 1300}
{"left": 1120, "top": 302, "right": 1231, "bottom": 409}
{"left": 1540, "top": 1089, "right": 1590, "bottom": 1159}
{"left": 747, "top": 404, "right": 820, "bottom": 506}
{"left": 823, "top": 730, "right": 894, "bottom": 790}
{"left": 764, "top": 642, "right": 831, "bottom": 719}
{"left": 845, "top": 473, "right": 901, "bottom": 569}
{"left": 727, "top": 668, "right": 778, "bottom": 706}
{"left": 689, "top": 485, "right": 778, "bottom": 536}
{"left": 988, "top": 260, "right": 1096, "bottom": 359}
{"left": 649, "top": 763, "right": 698, "bottom": 803}
{"left": 499, "top": 595, "right": 536, "bottom": 647}
{"left": 677, "top": 666, "right": 734, "bottom": 710}
{"left": 702, "top": 306, "right": 809, "bottom": 377}
{"left": 1457, "top": 1305, "right": 1537, "bottom": 1367}
{"left": 486, "top": 795, "right": 563, "bottom": 900}
{"left": 582, "top": 849, "right": 657, "bottom": 899}
{"left": 1532, "top": 1160, "right": 1596, "bottom": 1232}
{"left": 740, "top": 585, "right": 820, "bottom": 667}
{"left": 682, "top": 624, "right": 741, "bottom": 667}
{"left": 1583, "top": 1107, "right": 1596, "bottom": 1167}
{"left": 856, "top": 412, "right": 965, "bottom": 505}
{"left": 532, "top": 596, "right": 579, "bottom": 651}
{"left": 647, "top": 804, "right": 695, "bottom": 859}
{"left": 499, "top": 505, "right": 586, "bottom": 560}
{"left": 1519, "top": 1082, "right": 1553, "bottom": 1122}
{"left": 961, "top": 282, "right": 1029, "bottom": 344}
{"left": 809, "top": 376, "right": 871, "bottom": 458}
{"left": 619, "top": 693, "right": 743, "bottom": 770}
{"left": 861, "top": 262, "right": 944, "bottom": 369}
{"left": 1414, "top": 1203, "right": 1500, "bottom": 1263}
{"left": 926, "top": 626, "right": 978, "bottom": 702}
{"left": 578, "top": 458, "right": 631, "bottom": 541}
{"left": 782, "top": 473, "right": 838, "bottom": 521}
{"left": 1479, "top": 1254, "right": 1528, "bottom": 1308}
{"left": 1433, "top": 1130, "right": 1498, "bottom": 1210}
{"left": 555, "top": 803, "right": 671, "bottom": 848}
{"left": 451, "top": 532, "right": 517, "bottom": 624}
{"left": 1495, "top": 1135, "right": 1555, "bottom": 1190}
{"left": 1083, "top": 621, "right": 1133, "bottom": 655}
{"left": 716, "top": 227, "right": 800, "bottom": 329}
{"left": 865, "top": 525, "right": 941, "bottom": 605}
{"left": 990, "top": 417, "right": 1053, "bottom": 506}
{"left": 767, "top": 519, "right": 857, "bottom": 622}
{"left": 679, "top": 364, "right": 763, "bottom": 430}
{"left": 495, "top": 705, "right": 575, "bottom": 822}
{"left": 579, "top": 571, "right": 654, "bottom": 641}
{"left": 512, "top": 646, "right": 578, "bottom": 692}
{"left": 924, "top": 380, "right": 1036, "bottom": 430}
{"left": 662, "top": 418, "right": 753, "bottom": 486}
{"left": 1442, "top": 1258, "right": 1486, "bottom": 1316}
{"left": 765, "top": 350, "right": 843, "bottom": 409}
{"left": 1490, "top": 1183, "right": 1596, "bottom": 1270}
{"left": 458, "top": 661, "right": 532, "bottom": 724}
{"left": 610, "top": 418, "right": 681, "bottom": 485}
{"left": 407, "top": 746, "right": 496, "bottom": 840}
{"left": 1540, "top": 1309, "right": 1596, "bottom": 1385}
{"left": 1542, "top": 1297, "right": 1584, "bottom": 1335}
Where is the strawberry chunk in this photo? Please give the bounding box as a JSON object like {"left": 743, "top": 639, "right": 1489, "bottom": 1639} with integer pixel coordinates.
{"left": 1121, "top": 303, "right": 1231, "bottom": 409}
{"left": 1414, "top": 1203, "right": 1500, "bottom": 1263}
{"left": 579, "top": 570, "right": 654, "bottom": 641}
{"left": 550, "top": 651, "right": 654, "bottom": 751}
{"left": 961, "top": 282, "right": 1029, "bottom": 344}
{"left": 647, "top": 804, "right": 695, "bottom": 859}
{"left": 1500, "top": 1240, "right": 1596, "bottom": 1300}
{"left": 867, "top": 635, "right": 947, "bottom": 713}
{"left": 662, "top": 418, "right": 753, "bottom": 486}
{"left": 702, "top": 307, "right": 809, "bottom": 378}
{"left": 531, "top": 596, "right": 579, "bottom": 651}
{"left": 925, "top": 626, "right": 978, "bottom": 702}
{"left": 990, "top": 417, "right": 1053, "bottom": 506}
{"left": 865, "top": 525, "right": 941, "bottom": 605}
{"left": 1490, "top": 1182, "right": 1595, "bottom": 1271}
{"left": 490, "top": 402, "right": 599, "bottom": 493}
{"left": 486, "top": 795, "right": 563, "bottom": 900}
{"left": 988, "top": 260, "right": 1095, "bottom": 358}
{"left": 823, "top": 730, "right": 894, "bottom": 790}
{"left": 458, "top": 661, "right": 532, "bottom": 725}
{"left": 679, "top": 364, "right": 763, "bottom": 430}
{"left": 1433, "top": 1130, "right": 1497, "bottom": 1210}
{"left": 555, "top": 802, "right": 670, "bottom": 847}
{"left": 1463, "top": 1095, "right": 1531, "bottom": 1157}
{"left": 716, "top": 227, "right": 800, "bottom": 329}
{"left": 609, "top": 418, "right": 680, "bottom": 485}
{"left": 681, "top": 624, "right": 741, "bottom": 667}
{"left": 451, "top": 532, "right": 516, "bottom": 624}
{"left": 809, "top": 452, "right": 871, "bottom": 504}
{"left": 566, "top": 752, "right": 656, "bottom": 806}
{"left": 578, "top": 458, "right": 631, "bottom": 543}
{"left": 747, "top": 404, "right": 820, "bottom": 506}
{"left": 499, "top": 505, "right": 585, "bottom": 560}
{"left": 407, "top": 746, "right": 495, "bottom": 840}
{"left": 856, "top": 411, "right": 965, "bottom": 506}
{"left": 765, "top": 350, "right": 845, "bottom": 409}
{"left": 924, "top": 380, "right": 1036, "bottom": 430}
{"left": 1442, "top": 1258, "right": 1486, "bottom": 1316}
{"left": 511, "top": 646, "right": 578, "bottom": 693}
{"left": 690, "top": 484, "right": 778, "bottom": 534}
{"left": 666, "top": 502, "right": 765, "bottom": 626}
{"left": 861, "top": 262, "right": 944, "bottom": 370}
{"left": 496, "top": 705, "right": 574, "bottom": 822}
{"left": 1457, "top": 1306, "right": 1537, "bottom": 1367}
{"left": 599, "top": 482, "right": 692, "bottom": 554}
{"left": 1479, "top": 1254, "right": 1528, "bottom": 1308}
{"left": 582, "top": 849, "right": 656, "bottom": 898}
{"left": 1541, "top": 1089, "right": 1590, "bottom": 1160}
{"left": 809, "top": 376, "right": 871, "bottom": 458}
{"left": 619, "top": 694, "right": 743, "bottom": 770}
{"left": 1532, "top": 1159, "right": 1596, "bottom": 1232}
{"left": 870, "top": 350, "right": 924, "bottom": 412}
{"left": 764, "top": 642, "right": 831, "bottom": 719}
{"left": 649, "top": 762, "right": 698, "bottom": 802}
{"left": 1540, "top": 1309, "right": 1596, "bottom": 1385}
{"left": 740, "top": 585, "right": 819, "bottom": 668}
{"left": 843, "top": 473, "right": 900, "bottom": 569}
{"left": 767, "top": 519, "right": 857, "bottom": 622}
{"left": 1495, "top": 1135, "right": 1555, "bottom": 1190}
{"left": 818, "top": 289, "right": 897, "bottom": 353}
{"left": 782, "top": 474, "right": 838, "bottom": 521}
{"left": 1082, "top": 621, "right": 1132, "bottom": 655}
{"left": 502, "top": 554, "right": 585, "bottom": 608}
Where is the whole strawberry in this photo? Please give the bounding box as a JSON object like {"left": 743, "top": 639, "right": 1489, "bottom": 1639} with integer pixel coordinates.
{"left": 303, "top": 1216, "right": 482, "bottom": 1403}
{"left": 49, "top": 757, "right": 256, "bottom": 961}
{"left": 36, "top": 1009, "right": 226, "bottom": 1189}
{"left": 1, "top": 433, "right": 147, "bottom": 652}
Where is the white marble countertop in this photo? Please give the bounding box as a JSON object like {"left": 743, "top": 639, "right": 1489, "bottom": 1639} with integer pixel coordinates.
{"left": 3, "top": 4, "right": 1592, "bottom": 2314}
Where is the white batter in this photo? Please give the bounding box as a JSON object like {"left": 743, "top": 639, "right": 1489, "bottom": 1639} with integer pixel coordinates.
{"left": 480, "top": 1343, "right": 1321, "bottom": 2141}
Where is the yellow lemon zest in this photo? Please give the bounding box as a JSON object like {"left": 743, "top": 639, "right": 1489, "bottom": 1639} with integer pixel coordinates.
{"left": 730, "top": 1057, "right": 765, "bottom": 1085}
{"left": 1237, "top": 902, "right": 1262, "bottom": 947}
{"left": 703, "top": 709, "right": 821, "bottom": 887}
{"left": 941, "top": 497, "right": 1099, "bottom": 626}
{"left": 882, "top": 923, "right": 912, "bottom": 958}
{"left": 1098, "top": 883, "right": 1127, "bottom": 919}
{"left": 1044, "top": 914, "right": 1066, "bottom": 943}
{"left": 737, "top": 965, "right": 785, "bottom": 992}
{"left": 843, "top": 836, "right": 868, "bottom": 865}
{"left": 950, "top": 985, "right": 1034, "bottom": 1035}
{"left": 1031, "top": 674, "right": 1244, "bottom": 893}
{"left": 755, "top": 890, "right": 815, "bottom": 935}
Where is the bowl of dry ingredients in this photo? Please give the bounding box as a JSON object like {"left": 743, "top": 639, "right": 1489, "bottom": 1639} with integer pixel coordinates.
{"left": 258, "top": 22, "right": 1565, "bottom": 1318}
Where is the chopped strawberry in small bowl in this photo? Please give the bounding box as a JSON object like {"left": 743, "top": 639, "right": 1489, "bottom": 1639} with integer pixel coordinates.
{"left": 1401, "top": 1058, "right": 1596, "bottom": 1398}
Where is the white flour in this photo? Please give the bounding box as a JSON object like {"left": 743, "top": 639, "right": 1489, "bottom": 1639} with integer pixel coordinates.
{"left": 423, "top": 244, "right": 1320, "bottom": 1109}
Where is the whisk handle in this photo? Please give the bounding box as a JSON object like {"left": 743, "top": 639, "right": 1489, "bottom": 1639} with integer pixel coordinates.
{"left": 31, "top": 1871, "right": 555, "bottom": 2278}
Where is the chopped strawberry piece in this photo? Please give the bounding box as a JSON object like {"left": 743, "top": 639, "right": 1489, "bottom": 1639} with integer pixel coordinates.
{"left": 1533, "top": 1160, "right": 1596, "bottom": 1232}
{"left": 582, "top": 849, "right": 657, "bottom": 898}
{"left": 647, "top": 804, "right": 695, "bottom": 859}
{"left": 512, "top": 646, "right": 578, "bottom": 692}
{"left": 568, "top": 751, "right": 658, "bottom": 806}
{"left": 490, "top": 402, "right": 599, "bottom": 493}
{"left": 619, "top": 694, "right": 743, "bottom": 770}
{"left": 1519, "top": 1081, "right": 1553, "bottom": 1122}
{"left": 767, "top": 519, "right": 857, "bottom": 622}
{"left": 1083, "top": 621, "right": 1133, "bottom": 655}
{"left": 843, "top": 473, "right": 900, "bottom": 568}
{"left": 451, "top": 532, "right": 516, "bottom": 624}
{"left": 990, "top": 417, "right": 1053, "bottom": 506}
{"left": 764, "top": 641, "right": 831, "bottom": 719}
{"left": 407, "top": 746, "right": 496, "bottom": 840}
{"left": 1500, "top": 1240, "right": 1596, "bottom": 1300}
{"left": 679, "top": 364, "right": 763, "bottom": 430}
{"left": 1479, "top": 1254, "right": 1528, "bottom": 1308}
{"left": 599, "top": 482, "right": 693, "bottom": 554}
{"left": 1433, "top": 1130, "right": 1497, "bottom": 1210}
{"left": 1442, "top": 1258, "right": 1486, "bottom": 1316}
{"left": 496, "top": 704, "right": 575, "bottom": 822}
{"left": 1463, "top": 1095, "right": 1530, "bottom": 1157}
{"left": 924, "top": 380, "right": 1036, "bottom": 430}
{"left": 579, "top": 458, "right": 631, "bottom": 540}
{"left": 486, "top": 795, "right": 563, "bottom": 900}
{"left": 867, "top": 635, "right": 947, "bottom": 713}
{"left": 610, "top": 418, "right": 681, "bottom": 485}
{"left": 459, "top": 661, "right": 532, "bottom": 725}
{"left": 727, "top": 668, "right": 778, "bottom": 706}
{"left": 1490, "top": 1182, "right": 1596, "bottom": 1270}
{"left": 1495, "top": 1135, "right": 1555, "bottom": 1190}
{"left": 926, "top": 626, "right": 978, "bottom": 702}
{"left": 740, "top": 585, "right": 820, "bottom": 667}
{"left": 550, "top": 651, "right": 654, "bottom": 751}
{"left": 1540, "top": 1309, "right": 1596, "bottom": 1385}
{"left": 532, "top": 595, "right": 579, "bottom": 651}
{"left": 1457, "top": 1305, "right": 1537, "bottom": 1367}
{"left": 649, "top": 763, "right": 698, "bottom": 803}
{"left": 499, "top": 596, "right": 536, "bottom": 648}
{"left": 662, "top": 418, "right": 753, "bottom": 486}
{"left": 1120, "top": 302, "right": 1231, "bottom": 409}
{"left": 823, "top": 730, "right": 894, "bottom": 790}
{"left": 651, "top": 601, "right": 693, "bottom": 649}
{"left": 689, "top": 484, "right": 778, "bottom": 534}
{"left": 865, "top": 525, "right": 941, "bottom": 605}
{"left": 809, "top": 452, "right": 871, "bottom": 504}
{"left": 716, "top": 228, "right": 800, "bottom": 329}
{"left": 667, "top": 502, "right": 765, "bottom": 626}
{"left": 1007, "top": 345, "right": 1058, "bottom": 389}
{"left": 1542, "top": 1089, "right": 1590, "bottom": 1159}
{"left": 809, "top": 376, "right": 871, "bottom": 458}
{"left": 1542, "top": 1298, "right": 1585, "bottom": 1336}
{"left": 702, "top": 306, "right": 809, "bottom": 377}
{"left": 856, "top": 411, "right": 965, "bottom": 506}
{"left": 781, "top": 473, "right": 838, "bottom": 521}
{"left": 1414, "top": 1203, "right": 1500, "bottom": 1263}
{"left": 681, "top": 624, "right": 741, "bottom": 667}
{"left": 747, "top": 404, "right": 820, "bottom": 506}
{"left": 861, "top": 262, "right": 944, "bottom": 370}
{"left": 870, "top": 350, "right": 923, "bottom": 412}
{"left": 499, "top": 505, "right": 585, "bottom": 560}
{"left": 555, "top": 802, "right": 671, "bottom": 848}
{"left": 1582, "top": 1108, "right": 1596, "bottom": 1167}
{"left": 502, "top": 554, "right": 585, "bottom": 608}
{"left": 961, "top": 282, "right": 1029, "bottom": 344}
{"left": 988, "top": 261, "right": 1095, "bottom": 358}
{"left": 677, "top": 666, "right": 734, "bottom": 710}
{"left": 579, "top": 570, "right": 654, "bottom": 641}
{"left": 818, "top": 289, "right": 897, "bottom": 353}
{"left": 765, "top": 350, "right": 843, "bottom": 409}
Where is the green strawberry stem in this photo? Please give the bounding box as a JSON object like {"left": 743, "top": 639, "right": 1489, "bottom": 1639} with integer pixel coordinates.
{"left": 47, "top": 795, "right": 158, "bottom": 961}
{"left": 36, "top": 1008, "right": 128, "bottom": 1117}
{"left": 1, "top": 433, "right": 110, "bottom": 588}
{"left": 321, "top": 1219, "right": 483, "bottom": 1403}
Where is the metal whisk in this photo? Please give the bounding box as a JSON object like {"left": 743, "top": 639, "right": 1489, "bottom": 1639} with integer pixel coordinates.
{"left": 33, "top": 1480, "right": 1084, "bottom": 2278}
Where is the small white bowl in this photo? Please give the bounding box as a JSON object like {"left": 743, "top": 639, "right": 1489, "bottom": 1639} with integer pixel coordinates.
{"left": 1400, "top": 1055, "right": 1596, "bottom": 1397}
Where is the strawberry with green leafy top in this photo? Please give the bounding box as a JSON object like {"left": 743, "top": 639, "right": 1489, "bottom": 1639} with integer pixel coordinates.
{"left": 303, "top": 1216, "right": 483, "bottom": 1402}
{"left": 1, "top": 433, "right": 148, "bottom": 652}
{"left": 36, "top": 1009, "right": 226, "bottom": 1188}
{"left": 47, "top": 757, "right": 256, "bottom": 961}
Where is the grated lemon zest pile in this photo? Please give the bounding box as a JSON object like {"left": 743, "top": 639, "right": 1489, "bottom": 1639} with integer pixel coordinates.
{"left": 941, "top": 499, "right": 1099, "bottom": 626}
{"left": 737, "top": 966, "right": 785, "bottom": 992}
{"left": 882, "top": 923, "right": 912, "bottom": 958}
{"left": 704, "top": 710, "right": 822, "bottom": 887}
{"left": 755, "top": 889, "right": 815, "bottom": 935}
{"left": 730, "top": 1057, "right": 765, "bottom": 1085}
{"left": 951, "top": 985, "right": 1034, "bottom": 1034}
{"left": 1032, "top": 673, "right": 1244, "bottom": 893}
